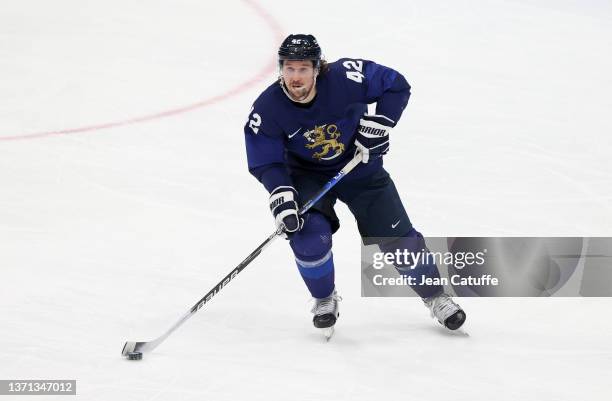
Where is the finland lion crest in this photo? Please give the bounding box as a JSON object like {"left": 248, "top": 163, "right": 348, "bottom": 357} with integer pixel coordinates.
{"left": 303, "top": 124, "right": 345, "bottom": 161}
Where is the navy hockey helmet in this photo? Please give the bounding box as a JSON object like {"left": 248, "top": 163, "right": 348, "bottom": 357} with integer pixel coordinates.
{"left": 278, "top": 34, "right": 321, "bottom": 67}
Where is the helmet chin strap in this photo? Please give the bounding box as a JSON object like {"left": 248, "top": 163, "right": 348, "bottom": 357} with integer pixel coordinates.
{"left": 279, "top": 69, "right": 318, "bottom": 104}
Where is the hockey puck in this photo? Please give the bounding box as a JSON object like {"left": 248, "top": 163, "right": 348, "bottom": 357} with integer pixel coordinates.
{"left": 127, "top": 351, "right": 143, "bottom": 360}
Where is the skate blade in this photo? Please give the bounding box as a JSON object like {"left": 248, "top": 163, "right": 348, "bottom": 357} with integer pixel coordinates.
{"left": 320, "top": 326, "right": 335, "bottom": 341}
{"left": 443, "top": 326, "right": 469, "bottom": 337}
{"left": 454, "top": 327, "right": 469, "bottom": 337}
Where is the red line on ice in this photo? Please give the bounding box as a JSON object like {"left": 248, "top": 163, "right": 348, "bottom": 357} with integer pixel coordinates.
{"left": 0, "top": 0, "right": 283, "bottom": 141}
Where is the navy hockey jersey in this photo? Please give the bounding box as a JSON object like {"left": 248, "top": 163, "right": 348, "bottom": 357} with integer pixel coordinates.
{"left": 244, "top": 58, "right": 411, "bottom": 193}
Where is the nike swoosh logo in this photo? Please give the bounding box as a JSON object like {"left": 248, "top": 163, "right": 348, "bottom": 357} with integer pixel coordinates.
{"left": 391, "top": 220, "right": 400, "bottom": 228}
{"left": 288, "top": 127, "right": 302, "bottom": 138}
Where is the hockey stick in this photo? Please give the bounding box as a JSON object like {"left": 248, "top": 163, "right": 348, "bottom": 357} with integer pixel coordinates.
{"left": 121, "top": 152, "right": 363, "bottom": 357}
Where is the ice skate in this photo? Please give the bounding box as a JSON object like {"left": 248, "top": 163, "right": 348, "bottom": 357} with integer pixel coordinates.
{"left": 311, "top": 290, "right": 341, "bottom": 340}
{"left": 423, "top": 292, "right": 466, "bottom": 331}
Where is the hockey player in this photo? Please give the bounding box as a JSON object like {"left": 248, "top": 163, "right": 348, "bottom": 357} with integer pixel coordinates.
{"left": 244, "top": 34, "right": 466, "bottom": 334}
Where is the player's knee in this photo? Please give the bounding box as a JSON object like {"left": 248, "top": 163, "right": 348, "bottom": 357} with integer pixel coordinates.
{"left": 289, "top": 212, "right": 332, "bottom": 261}
{"left": 378, "top": 227, "right": 435, "bottom": 272}
{"left": 379, "top": 227, "right": 424, "bottom": 253}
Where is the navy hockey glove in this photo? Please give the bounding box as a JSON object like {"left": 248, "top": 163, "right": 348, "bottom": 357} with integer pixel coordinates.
{"left": 269, "top": 186, "right": 302, "bottom": 234}
{"left": 355, "top": 114, "right": 393, "bottom": 163}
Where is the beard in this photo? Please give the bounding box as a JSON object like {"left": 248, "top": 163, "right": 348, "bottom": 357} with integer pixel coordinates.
{"left": 286, "top": 80, "right": 314, "bottom": 102}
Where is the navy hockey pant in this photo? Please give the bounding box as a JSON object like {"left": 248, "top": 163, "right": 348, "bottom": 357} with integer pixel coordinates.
{"left": 288, "top": 167, "right": 444, "bottom": 299}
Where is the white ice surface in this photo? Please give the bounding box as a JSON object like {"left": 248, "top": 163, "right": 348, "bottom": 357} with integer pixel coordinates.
{"left": 1, "top": 1, "right": 611, "bottom": 400}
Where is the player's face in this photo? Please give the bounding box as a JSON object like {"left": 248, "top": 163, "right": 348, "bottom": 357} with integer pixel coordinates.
{"left": 281, "top": 60, "right": 317, "bottom": 101}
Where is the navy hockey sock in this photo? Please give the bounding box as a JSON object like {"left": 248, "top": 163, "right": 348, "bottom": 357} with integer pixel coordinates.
{"left": 290, "top": 212, "right": 335, "bottom": 298}
{"left": 380, "top": 228, "right": 444, "bottom": 299}
{"left": 296, "top": 251, "right": 335, "bottom": 299}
